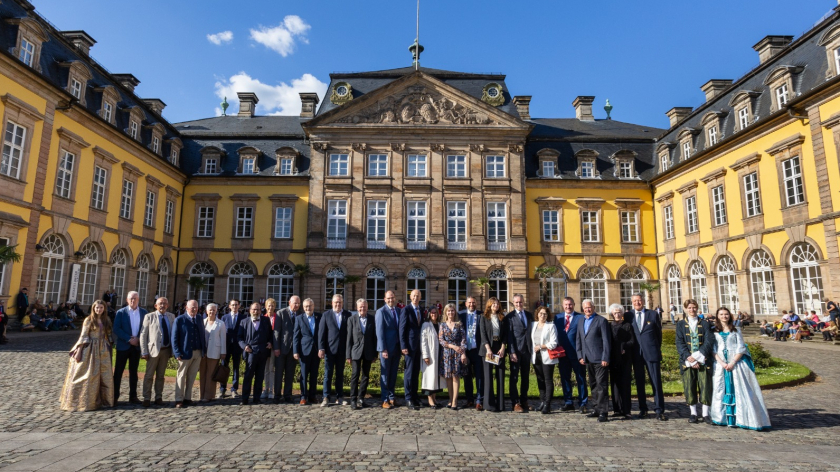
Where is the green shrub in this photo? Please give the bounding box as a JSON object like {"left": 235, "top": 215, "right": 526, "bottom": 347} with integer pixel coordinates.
{"left": 747, "top": 341, "right": 773, "bottom": 368}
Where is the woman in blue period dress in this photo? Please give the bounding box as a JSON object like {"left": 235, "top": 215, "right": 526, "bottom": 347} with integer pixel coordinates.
{"left": 439, "top": 303, "right": 467, "bottom": 409}
{"left": 710, "top": 307, "right": 771, "bottom": 431}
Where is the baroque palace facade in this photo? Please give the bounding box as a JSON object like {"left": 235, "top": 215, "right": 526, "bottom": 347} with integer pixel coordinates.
{"left": 2, "top": 0, "right": 840, "bottom": 318}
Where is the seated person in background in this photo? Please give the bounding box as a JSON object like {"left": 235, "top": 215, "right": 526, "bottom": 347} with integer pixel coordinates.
{"left": 793, "top": 321, "right": 811, "bottom": 343}
{"left": 57, "top": 305, "right": 75, "bottom": 330}
{"left": 805, "top": 311, "right": 819, "bottom": 329}
{"left": 822, "top": 321, "right": 838, "bottom": 341}
{"left": 774, "top": 321, "right": 790, "bottom": 341}
{"left": 789, "top": 312, "right": 801, "bottom": 323}
{"left": 758, "top": 320, "right": 775, "bottom": 337}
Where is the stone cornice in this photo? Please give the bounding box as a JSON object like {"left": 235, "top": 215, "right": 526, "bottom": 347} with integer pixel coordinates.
{"left": 765, "top": 133, "right": 806, "bottom": 156}
{"left": 729, "top": 152, "right": 762, "bottom": 171}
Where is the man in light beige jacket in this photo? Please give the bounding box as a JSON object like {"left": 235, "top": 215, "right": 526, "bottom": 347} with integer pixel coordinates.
{"left": 140, "top": 297, "right": 176, "bottom": 407}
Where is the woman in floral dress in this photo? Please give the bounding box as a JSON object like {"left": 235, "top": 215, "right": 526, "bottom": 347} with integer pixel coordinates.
{"left": 60, "top": 300, "right": 114, "bottom": 411}
{"left": 439, "top": 303, "right": 467, "bottom": 409}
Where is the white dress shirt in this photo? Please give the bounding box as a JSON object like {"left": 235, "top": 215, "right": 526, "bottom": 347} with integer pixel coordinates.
{"left": 129, "top": 307, "right": 141, "bottom": 337}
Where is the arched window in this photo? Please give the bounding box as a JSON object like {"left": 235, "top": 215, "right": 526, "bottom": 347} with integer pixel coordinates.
{"left": 716, "top": 256, "right": 738, "bottom": 312}
{"left": 365, "top": 267, "right": 386, "bottom": 312}
{"left": 406, "top": 268, "right": 427, "bottom": 306}
{"left": 790, "top": 243, "right": 825, "bottom": 314}
{"left": 108, "top": 249, "right": 127, "bottom": 303}
{"left": 488, "top": 269, "right": 509, "bottom": 312}
{"left": 618, "top": 266, "right": 646, "bottom": 310}
{"left": 579, "top": 266, "right": 607, "bottom": 313}
{"left": 447, "top": 268, "right": 468, "bottom": 311}
{"left": 157, "top": 260, "right": 169, "bottom": 300}
{"left": 78, "top": 243, "right": 99, "bottom": 305}
{"left": 227, "top": 263, "right": 255, "bottom": 307}
{"left": 689, "top": 261, "right": 709, "bottom": 313}
{"left": 667, "top": 265, "right": 682, "bottom": 312}
{"left": 136, "top": 255, "right": 150, "bottom": 307}
{"left": 267, "top": 263, "right": 294, "bottom": 305}
{"left": 36, "top": 235, "right": 65, "bottom": 304}
{"left": 325, "top": 267, "right": 345, "bottom": 309}
{"left": 189, "top": 262, "right": 215, "bottom": 306}
{"left": 749, "top": 250, "right": 777, "bottom": 316}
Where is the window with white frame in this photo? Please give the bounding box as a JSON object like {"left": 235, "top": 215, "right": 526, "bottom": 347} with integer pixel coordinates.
{"left": 279, "top": 158, "right": 294, "bottom": 175}
{"left": 685, "top": 196, "right": 698, "bottom": 234}
{"left": 660, "top": 154, "right": 670, "bottom": 171}
{"left": 196, "top": 206, "right": 215, "bottom": 238}
{"left": 542, "top": 210, "right": 560, "bottom": 242}
{"left": 235, "top": 207, "right": 254, "bottom": 238}
{"left": 36, "top": 236, "right": 65, "bottom": 304}
{"left": 448, "top": 268, "right": 468, "bottom": 311}
{"left": 544, "top": 277, "right": 566, "bottom": 311}
{"left": 744, "top": 172, "right": 762, "bottom": 217}
{"left": 708, "top": 126, "right": 718, "bottom": 146}
{"left": 143, "top": 191, "right": 155, "bottom": 227}
{"left": 407, "top": 268, "right": 427, "bottom": 305}
{"left": 487, "top": 202, "right": 507, "bottom": 250}
{"left": 581, "top": 210, "right": 599, "bottom": 242}
{"left": 329, "top": 153, "right": 349, "bottom": 176}
{"left": 749, "top": 250, "right": 777, "bottom": 316}
{"left": 274, "top": 207, "right": 292, "bottom": 239}
{"left": 486, "top": 155, "right": 505, "bottom": 178}
{"left": 326, "top": 200, "right": 347, "bottom": 248}
{"left": 790, "top": 243, "right": 825, "bottom": 314}
{"left": 835, "top": 47, "right": 840, "bottom": 76}
{"left": 368, "top": 154, "right": 387, "bottom": 176}
{"left": 136, "top": 255, "right": 150, "bottom": 306}
{"left": 103, "top": 102, "right": 113, "bottom": 124}
{"left": 189, "top": 262, "right": 215, "bottom": 305}
{"left": 446, "top": 155, "right": 466, "bottom": 178}
{"left": 266, "top": 263, "right": 294, "bottom": 305}
{"left": 157, "top": 260, "right": 169, "bottom": 300}
{"left": 488, "top": 269, "right": 509, "bottom": 311}
{"left": 738, "top": 107, "right": 750, "bottom": 130}
{"left": 717, "top": 256, "right": 739, "bottom": 312}
{"left": 618, "top": 161, "right": 633, "bottom": 179}
{"left": 689, "top": 261, "right": 709, "bottom": 313}
{"left": 447, "top": 201, "right": 467, "bottom": 249}
{"left": 19, "top": 38, "right": 35, "bottom": 67}
{"left": 70, "top": 78, "right": 82, "bottom": 100}
{"left": 683, "top": 141, "right": 691, "bottom": 160}
{"left": 619, "top": 266, "right": 646, "bottom": 310}
{"left": 108, "top": 250, "right": 126, "bottom": 303}
{"left": 579, "top": 266, "right": 607, "bottom": 314}
{"left": 542, "top": 160, "right": 555, "bottom": 177}
{"left": 55, "top": 151, "right": 74, "bottom": 199}
{"left": 227, "top": 262, "right": 255, "bottom": 307}
{"left": 365, "top": 267, "right": 387, "bottom": 312}
{"left": 580, "top": 161, "right": 595, "bottom": 178}
{"left": 712, "top": 186, "right": 727, "bottom": 226}
{"left": 621, "top": 210, "right": 639, "bottom": 243}
{"left": 152, "top": 137, "right": 160, "bottom": 154}
{"left": 129, "top": 121, "right": 138, "bottom": 140}
{"left": 776, "top": 84, "right": 789, "bottom": 107}
{"left": 366, "top": 200, "right": 386, "bottom": 248}
{"left": 407, "top": 201, "right": 427, "bottom": 249}
{"left": 407, "top": 154, "right": 427, "bottom": 177}
{"left": 667, "top": 265, "right": 682, "bottom": 310}
{"left": 164, "top": 199, "right": 174, "bottom": 234}
{"left": 204, "top": 158, "right": 217, "bottom": 174}
{"left": 170, "top": 149, "right": 179, "bottom": 166}
{"left": 119, "top": 180, "right": 133, "bottom": 220}
{"left": 664, "top": 205, "right": 675, "bottom": 239}
{"left": 324, "top": 267, "right": 345, "bottom": 308}
{"left": 242, "top": 158, "right": 256, "bottom": 175}
{"left": 782, "top": 156, "right": 804, "bottom": 206}
{"left": 77, "top": 242, "right": 98, "bottom": 305}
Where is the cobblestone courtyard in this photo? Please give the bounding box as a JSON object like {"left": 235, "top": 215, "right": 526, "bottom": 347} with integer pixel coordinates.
{"left": 1, "top": 331, "right": 838, "bottom": 471}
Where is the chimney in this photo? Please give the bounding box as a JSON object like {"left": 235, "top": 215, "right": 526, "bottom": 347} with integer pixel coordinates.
{"left": 237, "top": 92, "right": 259, "bottom": 118}
{"left": 512, "top": 96, "right": 532, "bottom": 121}
{"left": 142, "top": 99, "right": 166, "bottom": 115}
{"left": 112, "top": 73, "right": 140, "bottom": 92}
{"left": 700, "top": 80, "right": 733, "bottom": 102}
{"left": 60, "top": 30, "right": 96, "bottom": 56}
{"left": 299, "top": 92, "right": 320, "bottom": 118}
{"left": 573, "top": 96, "right": 595, "bottom": 121}
{"left": 666, "top": 107, "right": 693, "bottom": 128}
{"left": 753, "top": 35, "right": 794, "bottom": 64}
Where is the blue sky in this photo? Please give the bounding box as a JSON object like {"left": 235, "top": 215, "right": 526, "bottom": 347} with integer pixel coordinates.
{"left": 34, "top": 0, "right": 835, "bottom": 128}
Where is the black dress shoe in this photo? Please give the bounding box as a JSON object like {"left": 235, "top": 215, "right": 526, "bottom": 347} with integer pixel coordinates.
{"left": 353, "top": 401, "right": 362, "bottom": 410}
{"left": 253, "top": 399, "right": 262, "bottom": 405}
{"left": 598, "top": 414, "right": 608, "bottom": 423}
{"left": 638, "top": 411, "right": 649, "bottom": 419}
{"left": 579, "top": 406, "right": 588, "bottom": 415}
{"left": 688, "top": 415, "right": 698, "bottom": 424}
{"left": 451, "top": 405, "right": 459, "bottom": 411}
{"left": 561, "top": 404, "right": 576, "bottom": 412}
{"left": 536, "top": 402, "right": 545, "bottom": 411}
{"left": 273, "top": 398, "right": 282, "bottom": 404}
{"left": 703, "top": 416, "right": 713, "bottom": 425}
{"left": 407, "top": 401, "right": 419, "bottom": 410}
{"left": 242, "top": 399, "right": 249, "bottom": 405}
{"left": 541, "top": 404, "right": 550, "bottom": 415}
{"left": 658, "top": 413, "right": 668, "bottom": 421}
{"left": 623, "top": 414, "right": 633, "bottom": 420}
{"left": 284, "top": 397, "right": 293, "bottom": 403}
{"left": 611, "top": 412, "right": 623, "bottom": 417}
{"left": 586, "top": 411, "right": 599, "bottom": 418}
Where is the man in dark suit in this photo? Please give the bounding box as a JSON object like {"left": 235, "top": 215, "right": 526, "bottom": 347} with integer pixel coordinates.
{"left": 15, "top": 287, "right": 28, "bottom": 321}
{"left": 293, "top": 298, "right": 321, "bottom": 405}
{"left": 576, "top": 299, "right": 611, "bottom": 422}
{"left": 459, "top": 297, "right": 483, "bottom": 410}
{"left": 171, "top": 299, "right": 206, "bottom": 408}
{"left": 506, "top": 294, "right": 532, "bottom": 412}
{"left": 238, "top": 302, "right": 273, "bottom": 405}
{"left": 220, "top": 299, "right": 243, "bottom": 397}
{"left": 554, "top": 297, "right": 588, "bottom": 413}
{"left": 675, "top": 299, "right": 714, "bottom": 424}
{"left": 272, "top": 295, "right": 301, "bottom": 404}
{"left": 112, "top": 291, "right": 148, "bottom": 405}
{"left": 399, "top": 289, "right": 424, "bottom": 410}
{"left": 319, "top": 293, "right": 352, "bottom": 407}
{"left": 627, "top": 293, "right": 667, "bottom": 420}
{"left": 376, "top": 290, "right": 401, "bottom": 409}
{"left": 346, "top": 298, "right": 378, "bottom": 409}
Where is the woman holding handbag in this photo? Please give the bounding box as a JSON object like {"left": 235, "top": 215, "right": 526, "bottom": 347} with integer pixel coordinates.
{"left": 200, "top": 303, "right": 227, "bottom": 402}
{"left": 531, "top": 306, "right": 559, "bottom": 414}
{"left": 60, "top": 300, "right": 114, "bottom": 411}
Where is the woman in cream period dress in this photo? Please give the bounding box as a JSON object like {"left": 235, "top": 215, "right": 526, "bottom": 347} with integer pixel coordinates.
{"left": 60, "top": 300, "right": 114, "bottom": 411}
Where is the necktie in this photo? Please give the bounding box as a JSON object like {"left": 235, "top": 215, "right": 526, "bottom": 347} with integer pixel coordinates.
{"left": 160, "top": 315, "right": 170, "bottom": 347}
{"left": 565, "top": 314, "right": 571, "bottom": 332}
{"left": 337, "top": 312, "right": 341, "bottom": 328}
{"left": 391, "top": 307, "right": 397, "bottom": 324}
{"left": 415, "top": 306, "right": 420, "bottom": 325}
{"left": 519, "top": 311, "right": 526, "bottom": 327}
{"left": 636, "top": 311, "right": 643, "bottom": 330}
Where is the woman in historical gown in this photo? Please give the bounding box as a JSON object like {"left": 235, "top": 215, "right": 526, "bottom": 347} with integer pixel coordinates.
{"left": 60, "top": 300, "right": 114, "bottom": 411}
{"left": 710, "top": 307, "right": 771, "bottom": 431}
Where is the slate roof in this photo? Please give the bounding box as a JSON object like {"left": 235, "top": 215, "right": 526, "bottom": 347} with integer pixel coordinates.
{"left": 179, "top": 137, "right": 310, "bottom": 177}
{"left": 174, "top": 116, "right": 306, "bottom": 137}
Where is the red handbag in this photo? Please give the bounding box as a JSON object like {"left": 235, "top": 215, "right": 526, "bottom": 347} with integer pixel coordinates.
{"left": 548, "top": 345, "right": 566, "bottom": 359}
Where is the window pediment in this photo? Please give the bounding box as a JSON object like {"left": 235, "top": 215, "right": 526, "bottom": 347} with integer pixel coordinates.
{"left": 677, "top": 127, "right": 700, "bottom": 140}
{"left": 700, "top": 110, "right": 727, "bottom": 126}
{"left": 727, "top": 90, "right": 762, "bottom": 107}
{"left": 763, "top": 65, "right": 804, "bottom": 86}
{"left": 536, "top": 148, "right": 560, "bottom": 158}
{"left": 199, "top": 145, "right": 226, "bottom": 157}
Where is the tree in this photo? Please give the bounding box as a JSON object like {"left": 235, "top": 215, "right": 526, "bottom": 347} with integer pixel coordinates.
{"left": 534, "top": 265, "right": 560, "bottom": 309}
{"left": 186, "top": 276, "right": 207, "bottom": 301}
{"left": 342, "top": 275, "right": 361, "bottom": 307}
{"left": 293, "top": 264, "right": 312, "bottom": 300}
{"left": 469, "top": 277, "right": 490, "bottom": 308}
{"left": 640, "top": 282, "right": 661, "bottom": 309}
{"left": 0, "top": 244, "right": 22, "bottom": 265}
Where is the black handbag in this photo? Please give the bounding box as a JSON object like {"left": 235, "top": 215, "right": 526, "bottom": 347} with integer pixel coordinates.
{"left": 212, "top": 362, "right": 230, "bottom": 383}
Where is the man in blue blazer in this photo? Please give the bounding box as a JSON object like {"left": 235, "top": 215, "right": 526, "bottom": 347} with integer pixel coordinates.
{"left": 399, "top": 289, "right": 424, "bottom": 410}
{"left": 459, "top": 297, "right": 483, "bottom": 410}
{"left": 575, "top": 300, "right": 611, "bottom": 422}
{"left": 506, "top": 294, "right": 532, "bottom": 412}
{"left": 220, "top": 299, "right": 244, "bottom": 397}
{"left": 293, "top": 298, "right": 321, "bottom": 405}
{"left": 238, "top": 302, "right": 273, "bottom": 405}
{"left": 171, "top": 299, "right": 206, "bottom": 408}
{"left": 626, "top": 293, "right": 667, "bottom": 421}
{"left": 555, "top": 297, "right": 588, "bottom": 413}
{"left": 113, "top": 291, "right": 148, "bottom": 405}
{"left": 319, "top": 294, "right": 352, "bottom": 406}
{"left": 375, "top": 290, "right": 401, "bottom": 409}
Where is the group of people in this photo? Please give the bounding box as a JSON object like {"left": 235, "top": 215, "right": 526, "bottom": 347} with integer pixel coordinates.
{"left": 757, "top": 303, "right": 840, "bottom": 343}
{"left": 59, "top": 289, "right": 771, "bottom": 430}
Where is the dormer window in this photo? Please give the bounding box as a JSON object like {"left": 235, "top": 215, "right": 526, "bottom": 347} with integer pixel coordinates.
{"left": 575, "top": 149, "right": 599, "bottom": 179}
{"left": 677, "top": 128, "right": 699, "bottom": 161}
{"left": 618, "top": 161, "right": 633, "bottom": 179}
{"left": 204, "top": 159, "right": 217, "bottom": 174}
{"left": 701, "top": 111, "right": 725, "bottom": 149}
{"left": 536, "top": 148, "right": 560, "bottom": 178}
{"left": 818, "top": 24, "right": 840, "bottom": 78}
{"left": 170, "top": 149, "right": 178, "bottom": 165}
{"left": 237, "top": 146, "right": 261, "bottom": 174}
{"left": 96, "top": 86, "right": 119, "bottom": 125}
{"left": 199, "top": 145, "right": 225, "bottom": 175}
{"left": 103, "top": 102, "right": 113, "bottom": 123}
{"left": 70, "top": 79, "right": 82, "bottom": 99}
{"left": 728, "top": 90, "right": 760, "bottom": 132}
{"left": 19, "top": 38, "right": 35, "bottom": 66}
{"left": 776, "top": 84, "right": 789, "bottom": 106}
{"left": 580, "top": 161, "right": 594, "bottom": 178}
{"left": 124, "top": 106, "right": 145, "bottom": 142}
{"left": 708, "top": 126, "right": 718, "bottom": 146}
{"left": 274, "top": 147, "right": 299, "bottom": 176}
{"left": 611, "top": 150, "right": 637, "bottom": 179}
{"left": 152, "top": 137, "right": 160, "bottom": 154}
{"left": 542, "top": 160, "right": 555, "bottom": 177}
{"left": 738, "top": 107, "right": 749, "bottom": 129}
{"left": 242, "top": 158, "right": 255, "bottom": 174}
{"left": 280, "top": 158, "right": 294, "bottom": 175}
{"left": 660, "top": 154, "right": 670, "bottom": 171}
{"left": 61, "top": 61, "right": 93, "bottom": 106}
{"left": 764, "top": 65, "right": 802, "bottom": 111}
{"left": 9, "top": 18, "right": 48, "bottom": 71}
{"left": 129, "top": 121, "right": 138, "bottom": 139}
{"left": 683, "top": 141, "right": 691, "bottom": 160}
{"left": 166, "top": 137, "right": 183, "bottom": 167}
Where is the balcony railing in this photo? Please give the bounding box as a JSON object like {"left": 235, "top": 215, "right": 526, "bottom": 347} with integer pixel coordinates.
{"left": 407, "top": 240, "right": 427, "bottom": 250}
{"left": 488, "top": 240, "right": 507, "bottom": 251}
{"left": 447, "top": 241, "right": 466, "bottom": 251}
{"left": 326, "top": 237, "right": 347, "bottom": 249}
{"left": 367, "top": 240, "right": 386, "bottom": 250}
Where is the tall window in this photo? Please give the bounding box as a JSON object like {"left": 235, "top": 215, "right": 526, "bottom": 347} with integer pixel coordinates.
{"left": 776, "top": 84, "right": 789, "bottom": 107}
{"left": 486, "top": 155, "right": 505, "bottom": 178}
{"left": 712, "top": 186, "right": 727, "bottom": 226}
{"left": 580, "top": 161, "right": 594, "bottom": 178}
{"left": 189, "top": 262, "right": 215, "bottom": 306}
{"left": 487, "top": 202, "right": 507, "bottom": 250}
{"left": 77, "top": 243, "right": 98, "bottom": 305}
{"left": 164, "top": 200, "right": 174, "bottom": 234}
{"left": 227, "top": 263, "right": 255, "bottom": 307}
{"left": 717, "top": 256, "right": 738, "bottom": 312}
{"left": 325, "top": 267, "right": 345, "bottom": 309}
{"left": 448, "top": 268, "right": 468, "bottom": 311}
{"left": 407, "top": 201, "right": 427, "bottom": 249}
{"left": 738, "top": 107, "right": 749, "bottom": 130}
{"left": 103, "top": 102, "right": 113, "bottom": 124}
{"left": 242, "top": 158, "right": 256, "bottom": 174}
{"left": 488, "top": 269, "right": 509, "bottom": 312}
{"left": 689, "top": 261, "right": 709, "bottom": 313}
{"left": 618, "top": 161, "right": 633, "bottom": 179}
{"left": 196, "top": 207, "right": 215, "bottom": 238}
{"left": 447, "top": 201, "right": 467, "bottom": 250}
{"left": 708, "top": 126, "right": 718, "bottom": 146}
{"left": 55, "top": 151, "right": 74, "bottom": 199}
{"left": 108, "top": 250, "right": 127, "bottom": 303}
{"left": 329, "top": 154, "right": 349, "bottom": 176}
{"left": 235, "top": 207, "right": 254, "bottom": 238}
{"left": 544, "top": 276, "right": 566, "bottom": 311}
{"left": 749, "top": 250, "right": 777, "bottom": 316}
{"left": 447, "top": 155, "right": 466, "bottom": 178}
{"left": 407, "top": 154, "right": 427, "bottom": 177}
{"left": 621, "top": 210, "right": 639, "bottom": 243}
{"left": 274, "top": 207, "right": 292, "bottom": 239}
{"left": 279, "top": 158, "right": 294, "bottom": 175}
{"left": 326, "top": 200, "right": 347, "bottom": 248}
{"left": 667, "top": 265, "right": 682, "bottom": 311}
{"left": 365, "top": 267, "right": 386, "bottom": 312}
{"left": 685, "top": 196, "right": 698, "bottom": 234}
{"left": 91, "top": 166, "right": 106, "bottom": 210}
{"left": 204, "top": 158, "right": 217, "bottom": 174}
{"left": 366, "top": 200, "right": 387, "bottom": 249}
{"left": 579, "top": 266, "right": 607, "bottom": 314}
{"left": 19, "top": 38, "right": 35, "bottom": 66}
{"left": 542, "top": 160, "right": 555, "bottom": 177}
{"left": 581, "top": 211, "right": 599, "bottom": 242}
{"left": 407, "top": 268, "right": 427, "bottom": 305}
{"left": 664, "top": 205, "right": 675, "bottom": 239}
{"left": 790, "top": 243, "right": 825, "bottom": 314}
{"left": 157, "top": 260, "right": 169, "bottom": 299}
{"left": 129, "top": 121, "right": 138, "bottom": 140}
{"left": 119, "top": 180, "right": 133, "bottom": 220}
{"left": 170, "top": 149, "right": 179, "bottom": 166}
{"left": 619, "top": 266, "right": 645, "bottom": 311}
{"left": 542, "top": 210, "right": 560, "bottom": 242}
{"left": 266, "top": 263, "right": 294, "bottom": 305}
{"left": 152, "top": 136, "right": 160, "bottom": 154}
{"left": 2, "top": 121, "right": 26, "bottom": 179}
{"left": 683, "top": 141, "right": 691, "bottom": 160}
{"left": 744, "top": 172, "right": 762, "bottom": 217}
{"left": 782, "top": 156, "right": 804, "bottom": 206}
{"left": 368, "top": 154, "right": 387, "bottom": 176}
{"left": 144, "top": 191, "right": 156, "bottom": 227}
{"left": 835, "top": 47, "right": 840, "bottom": 76}
{"left": 660, "top": 154, "right": 670, "bottom": 171}
{"left": 136, "top": 255, "right": 150, "bottom": 306}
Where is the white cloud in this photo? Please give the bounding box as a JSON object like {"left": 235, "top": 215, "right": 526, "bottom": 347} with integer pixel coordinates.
{"left": 249, "top": 15, "right": 310, "bottom": 57}
{"left": 207, "top": 31, "right": 234, "bottom": 45}
{"left": 214, "top": 71, "right": 327, "bottom": 116}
